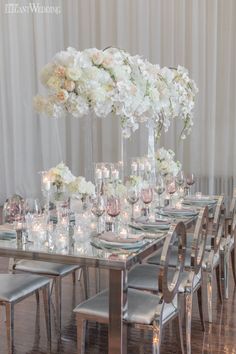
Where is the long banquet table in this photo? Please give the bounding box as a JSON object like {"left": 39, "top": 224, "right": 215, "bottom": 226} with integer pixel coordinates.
{"left": 0, "top": 214, "right": 198, "bottom": 354}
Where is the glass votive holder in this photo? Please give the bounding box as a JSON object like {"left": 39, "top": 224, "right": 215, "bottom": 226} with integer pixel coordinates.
{"left": 195, "top": 192, "right": 202, "bottom": 199}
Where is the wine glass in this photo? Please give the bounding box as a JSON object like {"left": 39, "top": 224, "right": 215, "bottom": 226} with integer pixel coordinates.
{"left": 175, "top": 171, "right": 185, "bottom": 188}
{"left": 154, "top": 175, "right": 165, "bottom": 209}
{"left": 186, "top": 173, "right": 196, "bottom": 195}
{"left": 91, "top": 195, "right": 106, "bottom": 234}
{"left": 141, "top": 187, "right": 153, "bottom": 217}
{"left": 126, "top": 185, "right": 139, "bottom": 221}
{"left": 106, "top": 196, "right": 121, "bottom": 233}
{"left": 166, "top": 177, "right": 177, "bottom": 207}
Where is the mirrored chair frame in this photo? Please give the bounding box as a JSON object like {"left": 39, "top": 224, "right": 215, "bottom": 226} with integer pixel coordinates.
{"left": 221, "top": 189, "right": 236, "bottom": 299}
{"left": 202, "top": 195, "right": 225, "bottom": 323}
{"left": 73, "top": 222, "right": 186, "bottom": 354}
{"left": 129, "top": 207, "right": 209, "bottom": 354}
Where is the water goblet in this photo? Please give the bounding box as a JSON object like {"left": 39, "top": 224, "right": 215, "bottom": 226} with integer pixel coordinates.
{"left": 154, "top": 175, "right": 165, "bottom": 209}
{"left": 166, "top": 177, "right": 177, "bottom": 207}
{"left": 126, "top": 186, "right": 139, "bottom": 221}
{"left": 91, "top": 195, "right": 106, "bottom": 234}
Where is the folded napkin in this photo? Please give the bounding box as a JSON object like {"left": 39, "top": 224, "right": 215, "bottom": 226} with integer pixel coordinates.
{"left": 185, "top": 195, "right": 216, "bottom": 202}
{"left": 135, "top": 216, "right": 170, "bottom": 226}
{"left": 162, "top": 207, "right": 198, "bottom": 215}
{"left": 98, "top": 231, "right": 144, "bottom": 244}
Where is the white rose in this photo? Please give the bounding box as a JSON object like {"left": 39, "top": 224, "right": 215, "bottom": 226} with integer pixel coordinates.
{"left": 64, "top": 80, "right": 75, "bottom": 92}
{"left": 47, "top": 76, "right": 62, "bottom": 90}
{"left": 66, "top": 66, "right": 82, "bottom": 81}
{"left": 91, "top": 50, "right": 104, "bottom": 66}
{"left": 40, "top": 63, "right": 55, "bottom": 85}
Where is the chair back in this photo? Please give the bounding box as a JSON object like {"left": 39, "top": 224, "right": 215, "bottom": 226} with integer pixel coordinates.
{"left": 158, "top": 222, "right": 186, "bottom": 303}
{"left": 211, "top": 196, "right": 225, "bottom": 253}
{"left": 190, "top": 206, "right": 209, "bottom": 274}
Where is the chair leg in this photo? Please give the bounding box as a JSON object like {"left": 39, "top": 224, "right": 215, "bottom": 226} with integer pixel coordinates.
{"left": 76, "top": 316, "right": 86, "bottom": 354}
{"left": 216, "top": 264, "right": 223, "bottom": 303}
{"left": 185, "top": 291, "right": 193, "bottom": 354}
{"left": 152, "top": 319, "right": 162, "bottom": 354}
{"left": 96, "top": 268, "right": 101, "bottom": 293}
{"left": 197, "top": 286, "right": 205, "bottom": 331}
{"left": 54, "top": 277, "right": 62, "bottom": 338}
{"left": 206, "top": 272, "right": 213, "bottom": 323}
{"left": 223, "top": 249, "right": 230, "bottom": 299}
{"left": 231, "top": 248, "right": 236, "bottom": 285}
{"left": 72, "top": 270, "right": 76, "bottom": 285}
{"left": 82, "top": 267, "right": 89, "bottom": 300}
{"left": 5, "top": 303, "right": 14, "bottom": 354}
{"left": 35, "top": 290, "right": 40, "bottom": 306}
{"left": 8, "top": 258, "right": 15, "bottom": 274}
{"left": 42, "top": 285, "right": 51, "bottom": 346}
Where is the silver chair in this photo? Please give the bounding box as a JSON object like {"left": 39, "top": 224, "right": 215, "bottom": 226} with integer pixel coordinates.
{"left": 221, "top": 189, "right": 236, "bottom": 298}
{"left": 0, "top": 274, "right": 51, "bottom": 354}
{"left": 201, "top": 195, "right": 225, "bottom": 322}
{"left": 129, "top": 207, "right": 209, "bottom": 354}
{"left": 73, "top": 222, "right": 186, "bottom": 354}
{"left": 11, "top": 259, "right": 81, "bottom": 337}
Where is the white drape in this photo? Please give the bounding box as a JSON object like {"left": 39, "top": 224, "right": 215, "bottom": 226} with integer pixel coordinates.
{"left": 0, "top": 0, "right": 236, "bottom": 204}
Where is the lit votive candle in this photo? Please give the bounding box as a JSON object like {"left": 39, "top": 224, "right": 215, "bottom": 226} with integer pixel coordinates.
{"left": 42, "top": 175, "right": 51, "bottom": 191}
{"left": 95, "top": 168, "right": 102, "bottom": 180}
{"left": 131, "top": 161, "right": 138, "bottom": 173}
{"left": 120, "top": 228, "right": 128, "bottom": 238}
{"left": 102, "top": 168, "right": 110, "bottom": 179}
{"left": 175, "top": 202, "right": 182, "bottom": 210}
{"left": 139, "top": 162, "right": 145, "bottom": 171}
{"left": 112, "top": 169, "right": 119, "bottom": 180}
{"left": 195, "top": 192, "right": 202, "bottom": 199}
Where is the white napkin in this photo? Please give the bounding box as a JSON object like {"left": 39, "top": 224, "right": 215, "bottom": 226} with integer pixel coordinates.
{"left": 99, "top": 231, "right": 143, "bottom": 243}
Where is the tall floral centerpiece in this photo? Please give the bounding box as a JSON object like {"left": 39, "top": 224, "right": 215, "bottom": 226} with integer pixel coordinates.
{"left": 34, "top": 47, "right": 198, "bottom": 180}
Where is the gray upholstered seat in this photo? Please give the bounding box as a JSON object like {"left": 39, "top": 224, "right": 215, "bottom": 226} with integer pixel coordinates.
{"left": 0, "top": 274, "right": 50, "bottom": 302}
{"left": 74, "top": 288, "right": 178, "bottom": 325}
{"left": 128, "top": 264, "right": 201, "bottom": 294}
{"left": 14, "top": 260, "right": 79, "bottom": 276}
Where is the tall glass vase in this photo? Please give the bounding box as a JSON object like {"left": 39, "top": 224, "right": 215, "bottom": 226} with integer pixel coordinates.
{"left": 147, "top": 121, "right": 156, "bottom": 185}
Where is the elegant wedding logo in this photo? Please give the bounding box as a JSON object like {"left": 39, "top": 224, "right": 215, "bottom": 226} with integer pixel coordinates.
{"left": 5, "top": 2, "right": 61, "bottom": 15}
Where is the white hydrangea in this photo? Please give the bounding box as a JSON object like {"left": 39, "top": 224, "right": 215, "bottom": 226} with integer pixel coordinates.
{"left": 156, "top": 147, "right": 181, "bottom": 177}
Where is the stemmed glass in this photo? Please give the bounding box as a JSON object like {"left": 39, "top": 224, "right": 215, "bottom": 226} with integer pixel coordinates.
{"left": 154, "top": 175, "right": 165, "bottom": 209}
{"left": 91, "top": 195, "right": 106, "bottom": 234}
{"left": 166, "top": 177, "right": 177, "bottom": 207}
{"left": 106, "top": 196, "right": 121, "bottom": 233}
{"left": 141, "top": 187, "right": 153, "bottom": 217}
{"left": 126, "top": 185, "right": 139, "bottom": 221}
{"left": 186, "top": 173, "right": 196, "bottom": 196}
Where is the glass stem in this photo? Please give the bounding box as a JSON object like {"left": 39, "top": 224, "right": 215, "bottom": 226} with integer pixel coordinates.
{"left": 131, "top": 204, "right": 134, "bottom": 221}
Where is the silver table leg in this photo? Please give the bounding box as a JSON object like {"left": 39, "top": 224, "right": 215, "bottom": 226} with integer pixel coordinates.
{"left": 108, "top": 269, "right": 127, "bottom": 354}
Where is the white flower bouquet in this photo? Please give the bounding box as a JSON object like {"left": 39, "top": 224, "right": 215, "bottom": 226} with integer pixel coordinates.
{"left": 156, "top": 147, "right": 181, "bottom": 177}
{"left": 34, "top": 47, "right": 198, "bottom": 139}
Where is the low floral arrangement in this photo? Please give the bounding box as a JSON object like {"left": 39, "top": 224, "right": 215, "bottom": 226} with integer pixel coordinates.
{"left": 46, "top": 162, "right": 76, "bottom": 189}
{"left": 68, "top": 176, "right": 95, "bottom": 197}
{"left": 34, "top": 47, "right": 198, "bottom": 139}
{"left": 45, "top": 162, "right": 95, "bottom": 197}
{"left": 105, "top": 180, "right": 126, "bottom": 198}
{"left": 156, "top": 147, "right": 181, "bottom": 177}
